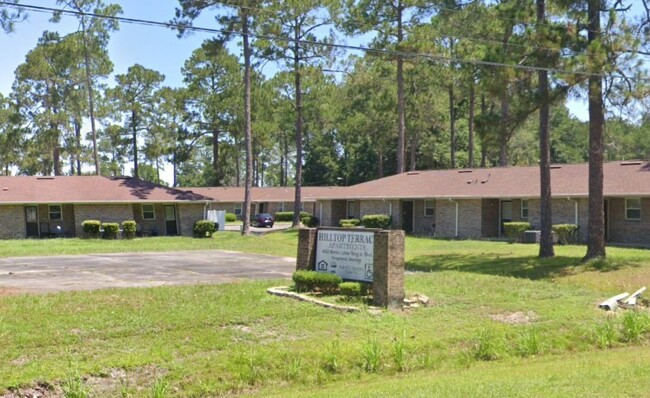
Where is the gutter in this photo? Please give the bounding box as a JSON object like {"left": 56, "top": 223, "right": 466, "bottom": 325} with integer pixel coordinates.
{"left": 448, "top": 198, "right": 459, "bottom": 238}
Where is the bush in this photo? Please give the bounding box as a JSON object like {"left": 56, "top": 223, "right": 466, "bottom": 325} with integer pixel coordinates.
{"left": 339, "top": 219, "right": 361, "bottom": 228}
{"left": 225, "top": 212, "right": 237, "bottom": 222}
{"left": 301, "top": 215, "right": 319, "bottom": 228}
{"left": 552, "top": 224, "right": 579, "bottom": 245}
{"left": 194, "top": 220, "right": 217, "bottom": 238}
{"left": 339, "top": 281, "right": 370, "bottom": 297}
{"left": 361, "top": 214, "right": 392, "bottom": 230}
{"left": 102, "top": 222, "right": 120, "bottom": 239}
{"left": 292, "top": 270, "right": 342, "bottom": 294}
{"left": 121, "top": 220, "right": 137, "bottom": 240}
{"left": 503, "top": 222, "right": 531, "bottom": 243}
{"left": 82, "top": 220, "right": 101, "bottom": 239}
{"left": 275, "top": 211, "right": 310, "bottom": 222}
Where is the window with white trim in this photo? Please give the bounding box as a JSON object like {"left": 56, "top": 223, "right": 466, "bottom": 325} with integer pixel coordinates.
{"left": 49, "top": 205, "right": 62, "bottom": 221}
{"left": 142, "top": 204, "right": 155, "bottom": 220}
{"left": 626, "top": 198, "right": 641, "bottom": 220}
{"left": 234, "top": 203, "right": 242, "bottom": 216}
{"left": 424, "top": 200, "right": 435, "bottom": 217}
{"left": 521, "top": 200, "right": 529, "bottom": 219}
{"left": 347, "top": 201, "right": 356, "bottom": 218}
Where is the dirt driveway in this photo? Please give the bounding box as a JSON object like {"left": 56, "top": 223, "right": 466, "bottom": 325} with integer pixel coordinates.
{"left": 0, "top": 250, "right": 296, "bottom": 293}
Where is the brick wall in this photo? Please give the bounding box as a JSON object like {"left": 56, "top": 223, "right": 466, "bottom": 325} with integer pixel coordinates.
{"left": 413, "top": 199, "right": 436, "bottom": 235}
{"left": 74, "top": 204, "right": 134, "bottom": 237}
{"left": 527, "top": 198, "right": 588, "bottom": 242}
{"left": 178, "top": 203, "right": 205, "bottom": 237}
{"left": 0, "top": 206, "right": 27, "bottom": 239}
{"left": 435, "top": 199, "right": 482, "bottom": 239}
{"left": 37, "top": 204, "right": 76, "bottom": 237}
{"left": 608, "top": 197, "right": 650, "bottom": 244}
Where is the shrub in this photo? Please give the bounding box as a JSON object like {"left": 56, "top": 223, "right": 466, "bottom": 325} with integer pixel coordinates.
{"left": 339, "top": 219, "right": 361, "bottom": 228}
{"left": 361, "top": 214, "right": 392, "bottom": 230}
{"left": 121, "top": 220, "right": 137, "bottom": 240}
{"left": 275, "top": 211, "right": 310, "bottom": 222}
{"left": 225, "top": 212, "right": 237, "bottom": 222}
{"left": 292, "top": 270, "right": 342, "bottom": 294}
{"left": 82, "top": 220, "right": 101, "bottom": 239}
{"left": 503, "top": 222, "right": 531, "bottom": 243}
{"left": 339, "top": 281, "right": 367, "bottom": 297}
{"left": 194, "top": 220, "right": 217, "bottom": 238}
{"left": 301, "top": 215, "right": 319, "bottom": 228}
{"left": 102, "top": 222, "right": 120, "bottom": 239}
{"left": 552, "top": 224, "right": 579, "bottom": 245}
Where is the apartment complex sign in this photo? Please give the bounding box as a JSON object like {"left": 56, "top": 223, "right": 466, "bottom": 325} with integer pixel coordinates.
{"left": 315, "top": 229, "right": 374, "bottom": 282}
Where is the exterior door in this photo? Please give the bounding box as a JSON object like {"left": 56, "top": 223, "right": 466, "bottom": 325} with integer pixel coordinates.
{"left": 500, "top": 201, "right": 512, "bottom": 236}
{"left": 402, "top": 201, "right": 414, "bottom": 234}
{"left": 164, "top": 205, "right": 178, "bottom": 236}
{"left": 25, "top": 206, "right": 39, "bottom": 238}
{"left": 258, "top": 203, "right": 266, "bottom": 214}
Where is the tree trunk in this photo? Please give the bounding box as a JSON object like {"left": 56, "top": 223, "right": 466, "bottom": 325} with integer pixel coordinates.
{"left": 292, "top": 22, "right": 304, "bottom": 228}
{"left": 468, "top": 78, "right": 475, "bottom": 168}
{"left": 537, "top": 0, "right": 554, "bottom": 258}
{"left": 212, "top": 129, "right": 220, "bottom": 186}
{"left": 481, "top": 94, "right": 487, "bottom": 167}
{"left": 81, "top": 16, "right": 100, "bottom": 175}
{"left": 242, "top": 12, "right": 253, "bottom": 236}
{"left": 396, "top": 0, "right": 406, "bottom": 174}
{"left": 74, "top": 117, "right": 82, "bottom": 175}
{"left": 583, "top": 0, "right": 606, "bottom": 261}
{"left": 378, "top": 147, "right": 384, "bottom": 178}
{"left": 499, "top": 92, "right": 509, "bottom": 167}
{"left": 132, "top": 110, "right": 139, "bottom": 179}
{"left": 410, "top": 130, "right": 417, "bottom": 171}
{"left": 449, "top": 85, "right": 456, "bottom": 168}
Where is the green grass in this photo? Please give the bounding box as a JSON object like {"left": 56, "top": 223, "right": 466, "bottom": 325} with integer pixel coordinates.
{"left": 0, "top": 230, "right": 299, "bottom": 258}
{"left": 2, "top": 235, "right": 650, "bottom": 396}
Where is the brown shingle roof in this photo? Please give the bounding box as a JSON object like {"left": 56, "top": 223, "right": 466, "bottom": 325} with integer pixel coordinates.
{"left": 186, "top": 186, "right": 349, "bottom": 202}
{"left": 314, "top": 161, "right": 650, "bottom": 200}
{"left": 0, "top": 176, "right": 213, "bottom": 203}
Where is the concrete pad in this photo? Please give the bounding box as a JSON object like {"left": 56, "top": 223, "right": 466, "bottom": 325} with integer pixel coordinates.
{"left": 0, "top": 250, "right": 296, "bottom": 293}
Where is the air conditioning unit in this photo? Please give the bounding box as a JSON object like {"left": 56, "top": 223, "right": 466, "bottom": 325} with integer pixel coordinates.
{"left": 523, "top": 230, "right": 541, "bottom": 244}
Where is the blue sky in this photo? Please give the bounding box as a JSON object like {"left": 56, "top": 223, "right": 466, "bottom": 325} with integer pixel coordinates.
{"left": 0, "top": 0, "right": 219, "bottom": 95}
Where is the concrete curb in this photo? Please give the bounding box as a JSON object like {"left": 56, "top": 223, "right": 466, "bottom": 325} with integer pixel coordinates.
{"left": 267, "top": 286, "right": 361, "bottom": 313}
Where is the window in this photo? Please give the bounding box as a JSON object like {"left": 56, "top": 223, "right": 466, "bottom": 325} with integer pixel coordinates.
{"left": 142, "top": 204, "right": 155, "bottom": 220}
{"left": 234, "top": 203, "right": 242, "bottom": 216}
{"left": 521, "top": 200, "right": 529, "bottom": 219}
{"left": 626, "top": 198, "right": 641, "bottom": 220}
{"left": 49, "top": 205, "right": 62, "bottom": 221}
{"left": 279, "top": 202, "right": 285, "bottom": 212}
{"left": 347, "top": 201, "right": 356, "bottom": 218}
{"left": 424, "top": 200, "right": 435, "bottom": 217}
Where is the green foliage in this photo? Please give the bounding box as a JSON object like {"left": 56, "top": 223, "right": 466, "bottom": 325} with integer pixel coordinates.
{"left": 61, "top": 370, "right": 90, "bottom": 398}
{"left": 292, "top": 270, "right": 342, "bottom": 294}
{"left": 301, "top": 214, "right": 319, "bottom": 228}
{"left": 193, "top": 220, "right": 217, "bottom": 238}
{"left": 620, "top": 310, "right": 650, "bottom": 343}
{"left": 594, "top": 318, "right": 617, "bottom": 349}
{"left": 503, "top": 222, "right": 532, "bottom": 243}
{"left": 275, "top": 211, "right": 309, "bottom": 222}
{"left": 361, "top": 339, "right": 383, "bottom": 373}
{"left": 121, "top": 220, "right": 136, "bottom": 240}
{"left": 226, "top": 213, "right": 237, "bottom": 222}
{"left": 361, "top": 214, "right": 392, "bottom": 229}
{"left": 82, "top": 220, "right": 101, "bottom": 239}
{"left": 517, "top": 328, "right": 541, "bottom": 357}
{"left": 472, "top": 327, "right": 507, "bottom": 361}
{"left": 101, "top": 222, "right": 120, "bottom": 240}
{"left": 338, "top": 282, "right": 363, "bottom": 297}
{"left": 339, "top": 219, "right": 361, "bottom": 228}
{"left": 553, "top": 224, "right": 579, "bottom": 245}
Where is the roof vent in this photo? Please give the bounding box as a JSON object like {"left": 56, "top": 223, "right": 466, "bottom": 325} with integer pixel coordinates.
{"left": 2, "top": 187, "right": 7, "bottom": 191}
{"left": 406, "top": 172, "right": 419, "bottom": 175}
{"left": 621, "top": 161, "right": 642, "bottom": 166}
{"left": 36, "top": 177, "right": 55, "bottom": 180}
{"left": 458, "top": 170, "right": 473, "bottom": 174}
{"left": 550, "top": 165, "right": 562, "bottom": 169}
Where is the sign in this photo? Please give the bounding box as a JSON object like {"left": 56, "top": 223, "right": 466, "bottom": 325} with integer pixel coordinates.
{"left": 315, "top": 229, "right": 374, "bottom": 282}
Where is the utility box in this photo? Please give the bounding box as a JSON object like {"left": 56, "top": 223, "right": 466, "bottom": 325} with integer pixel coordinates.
{"left": 524, "top": 230, "right": 541, "bottom": 244}
{"left": 207, "top": 210, "right": 226, "bottom": 231}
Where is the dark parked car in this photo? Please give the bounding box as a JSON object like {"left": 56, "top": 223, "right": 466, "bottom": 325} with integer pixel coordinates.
{"left": 252, "top": 213, "right": 275, "bottom": 228}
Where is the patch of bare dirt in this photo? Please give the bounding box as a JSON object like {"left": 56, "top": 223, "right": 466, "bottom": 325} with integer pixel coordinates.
{"left": 1, "top": 366, "right": 167, "bottom": 398}
{"left": 0, "top": 288, "right": 22, "bottom": 298}
{"left": 489, "top": 311, "right": 538, "bottom": 325}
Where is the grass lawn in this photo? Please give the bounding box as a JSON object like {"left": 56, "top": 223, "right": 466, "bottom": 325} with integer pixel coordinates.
{"left": 1, "top": 233, "right": 650, "bottom": 396}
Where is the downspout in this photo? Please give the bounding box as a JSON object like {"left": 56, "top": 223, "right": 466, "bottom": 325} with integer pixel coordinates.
{"left": 449, "top": 198, "right": 459, "bottom": 238}
{"left": 319, "top": 202, "right": 323, "bottom": 224}
{"left": 203, "top": 201, "right": 210, "bottom": 220}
